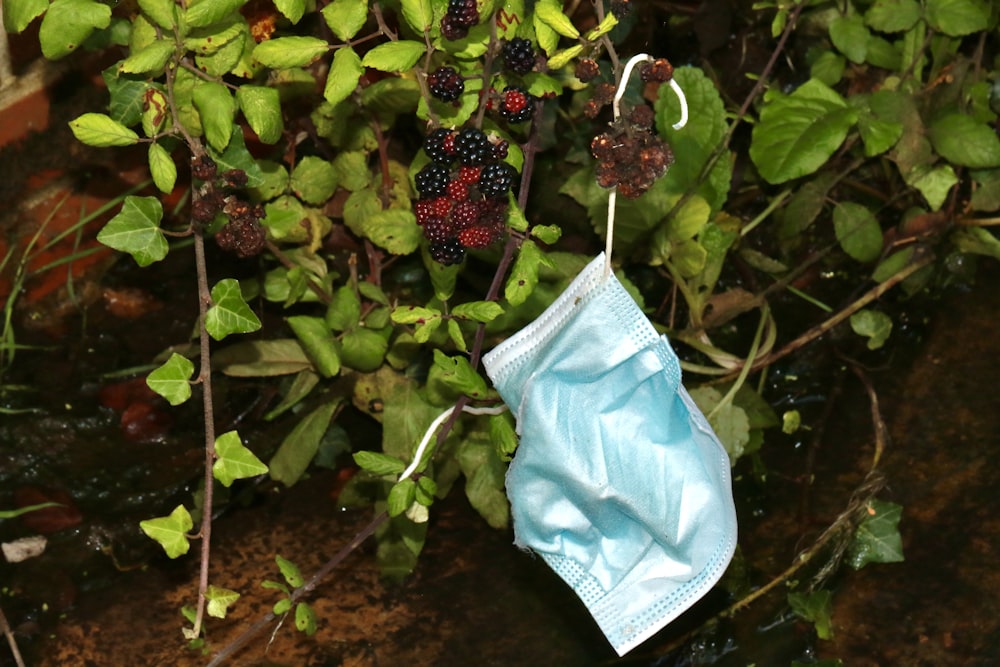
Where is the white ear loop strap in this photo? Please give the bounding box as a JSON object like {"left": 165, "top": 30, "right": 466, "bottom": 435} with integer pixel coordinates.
{"left": 398, "top": 404, "right": 509, "bottom": 481}
{"left": 604, "top": 54, "right": 689, "bottom": 277}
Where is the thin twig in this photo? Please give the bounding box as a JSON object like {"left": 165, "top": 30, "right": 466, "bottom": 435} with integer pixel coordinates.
{"left": 0, "top": 602, "right": 26, "bottom": 667}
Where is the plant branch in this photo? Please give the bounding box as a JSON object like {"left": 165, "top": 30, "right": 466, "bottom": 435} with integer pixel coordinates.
{"left": 0, "top": 602, "right": 26, "bottom": 667}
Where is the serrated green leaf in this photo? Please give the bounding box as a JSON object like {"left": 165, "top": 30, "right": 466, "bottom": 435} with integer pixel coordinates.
{"left": 185, "top": 0, "right": 247, "bottom": 28}
{"left": 361, "top": 40, "right": 425, "bottom": 73}
{"left": 295, "top": 602, "right": 317, "bottom": 635}
{"left": 533, "top": 8, "right": 559, "bottom": 55}
{"left": 205, "top": 586, "right": 240, "bottom": 618}
{"left": 120, "top": 39, "right": 175, "bottom": 74}
{"left": 530, "top": 224, "right": 562, "bottom": 245}
{"left": 353, "top": 450, "right": 407, "bottom": 476}
{"left": 139, "top": 505, "right": 193, "bottom": 558}
{"left": 829, "top": 14, "right": 869, "bottom": 64}
{"left": 329, "top": 151, "right": 370, "bottom": 192}
{"left": 193, "top": 82, "right": 236, "bottom": 151}
{"left": 361, "top": 208, "right": 422, "bottom": 254}
{"left": 925, "top": 0, "right": 989, "bottom": 36}
{"left": 400, "top": 0, "right": 432, "bottom": 33}
{"left": 451, "top": 301, "right": 504, "bottom": 323}
{"left": 287, "top": 315, "right": 340, "bottom": 377}
{"left": 833, "top": 202, "right": 883, "bottom": 263}
{"left": 146, "top": 353, "right": 194, "bottom": 405}
{"left": 547, "top": 44, "right": 583, "bottom": 71}
{"left": 535, "top": 1, "right": 579, "bottom": 38}
{"left": 206, "top": 279, "right": 262, "bottom": 340}
{"left": 847, "top": 499, "right": 904, "bottom": 568}
{"left": 290, "top": 156, "right": 339, "bottom": 205}
{"left": 3, "top": 0, "right": 48, "bottom": 33}
{"left": 38, "top": 0, "right": 111, "bottom": 59}
{"left": 184, "top": 17, "right": 244, "bottom": 56}
{"left": 688, "top": 386, "right": 751, "bottom": 462}
{"left": 447, "top": 318, "right": 467, "bottom": 352}
{"left": 457, "top": 430, "right": 509, "bottom": 528}
{"left": 213, "top": 430, "right": 268, "bottom": 487}
{"left": 237, "top": 86, "right": 283, "bottom": 144}
{"left": 505, "top": 239, "right": 551, "bottom": 306}
{"left": 489, "top": 411, "right": 518, "bottom": 459}
{"left": 269, "top": 399, "right": 340, "bottom": 486}
{"left": 207, "top": 130, "right": 266, "bottom": 187}
{"left": 928, "top": 113, "right": 1000, "bottom": 168}
{"left": 750, "top": 79, "right": 858, "bottom": 184}
{"left": 853, "top": 91, "right": 904, "bottom": 157}
{"left": 69, "top": 113, "right": 140, "bottom": 147}
{"left": 322, "top": 0, "right": 369, "bottom": 41}
{"left": 387, "top": 478, "right": 417, "bottom": 517}
{"left": 431, "top": 349, "right": 489, "bottom": 400}
{"left": 97, "top": 196, "right": 168, "bottom": 267}
{"left": 340, "top": 328, "right": 388, "bottom": 372}
{"left": 865, "top": 0, "right": 920, "bottom": 32}
{"left": 391, "top": 305, "right": 440, "bottom": 325}
{"left": 254, "top": 36, "right": 329, "bottom": 68}
{"left": 325, "top": 47, "right": 363, "bottom": 107}
{"left": 273, "top": 0, "right": 306, "bottom": 23}
{"left": 788, "top": 590, "right": 834, "bottom": 639}
{"left": 137, "top": 0, "right": 177, "bottom": 29}
{"left": 850, "top": 309, "right": 893, "bottom": 350}
{"left": 276, "top": 554, "right": 304, "bottom": 587}
{"left": 326, "top": 286, "right": 361, "bottom": 331}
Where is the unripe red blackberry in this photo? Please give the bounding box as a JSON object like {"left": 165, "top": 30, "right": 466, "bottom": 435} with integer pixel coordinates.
{"left": 450, "top": 200, "right": 481, "bottom": 230}
{"left": 422, "top": 216, "right": 454, "bottom": 243}
{"left": 458, "top": 225, "right": 499, "bottom": 249}
{"left": 498, "top": 86, "right": 533, "bottom": 124}
{"left": 501, "top": 38, "right": 536, "bottom": 75}
{"left": 428, "top": 66, "right": 464, "bottom": 103}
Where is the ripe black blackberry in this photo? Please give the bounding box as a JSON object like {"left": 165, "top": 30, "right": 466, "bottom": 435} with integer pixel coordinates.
{"left": 499, "top": 86, "right": 533, "bottom": 124}
{"left": 454, "top": 128, "right": 493, "bottom": 166}
{"left": 501, "top": 38, "right": 535, "bottom": 74}
{"left": 429, "top": 238, "right": 466, "bottom": 265}
{"left": 478, "top": 162, "right": 514, "bottom": 198}
{"left": 424, "top": 128, "right": 456, "bottom": 165}
{"left": 415, "top": 163, "right": 451, "bottom": 197}
{"left": 428, "top": 66, "right": 464, "bottom": 103}
{"left": 441, "top": 0, "right": 478, "bottom": 40}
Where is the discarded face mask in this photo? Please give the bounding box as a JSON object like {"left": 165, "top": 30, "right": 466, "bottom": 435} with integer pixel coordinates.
{"left": 482, "top": 253, "right": 737, "bottom": 656}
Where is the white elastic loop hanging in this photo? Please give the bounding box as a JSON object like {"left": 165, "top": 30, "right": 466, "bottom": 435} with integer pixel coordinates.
{"left": 398, "top": 404, "right": 509, "bottom": 481}
{"left": 604, "top": 54, "right": 689, "bottom": 277}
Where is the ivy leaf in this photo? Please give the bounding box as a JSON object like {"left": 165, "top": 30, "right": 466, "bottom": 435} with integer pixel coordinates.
{"left": 847, "top": 499, "right": 904, "bottom": 569}
{"left": 905, "top": 164, "right": 958, "bottom": 211}
{"left": 269, "top": 399, "right": 340, "bottom": 486}
{"left": 193, "top": 82, "right": 236, "bottom": 151}
{"left": 361, "top": 40, "right": 426, "bottom": 73}
{"left": 399, "top": 0, "right": 432, "bottom": 33}
{"left": 325, "top": 47, "right": 363, "bottom": 106}
{"left": 120, "top": 39, "right": 175, "bottom": 74}
{"left": 97, "top": 196, "right": 168, "bottom": 267}
{"left": 213, "top": 430, "right": 269, "bottom": 487}
{"left": 185, "top": 0, "right": 248, "bottom": 28}
{"left": 206, "top": 278, "right": 262, "bottom": 340}
{"left": 833, "top": 202, "right": 883, "bottom": 263}
{"left": 749, "top": 79, "right": 858, "bottom": 184}
{"left": 295, "top": 602, "right": 317, "bottom": 635}
{"left": 237, "top": 86, "right": 283, "bottom": 144}
{"left": 38, "top": 0, "right": 111, "bottom": 59}
{"left": 290, "top": 156, "right": 338, "bottom": 205}
{"left": 139, "top": 505, "right": 193, "bottom": 559}
{"left": 253, "top": 36, "right": 329, "bottom": 68}
{"left": 534, "top": 1, "right": 580, "bottom": 38}
{"left": 925, "top": 0, "right": 989, "bottom": 36}
{"left": 3, "top": 0, "right": 49, "bottom": 33}
{"left": 137, "top": 0, "right": 178, "bottom": 30}
{"left": 788, "top": 590, "right": 834, "bottom": 639}
{"left": 361, "top": 209, "right": 422, "bottom": 255}
{"left": 451, "top": 301, "right": 504, "bottom": 323}
{"left": 205, "top": 586, "right": 240, "bottom": 619}
{"left": 146, "top": 353, "right": 194, "bottom": 406}
{"left": 322, "top": 0, "right": 369, "bottom": 41}
{"left": 353, "top": 450, "right": 407, "bottom": 477}
{"left": 928, "top": 113, "right": 1000, "bottom": 168}
{"left": 69, "top": 113, "right": 140, "bottom": 147}
{"left": 431, "top": 349, "right": 489, "bottom": 400}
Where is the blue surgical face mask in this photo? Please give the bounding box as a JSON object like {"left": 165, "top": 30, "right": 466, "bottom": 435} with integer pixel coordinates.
{"left": 483, "top": 253, "right": 737, "bottom": 656}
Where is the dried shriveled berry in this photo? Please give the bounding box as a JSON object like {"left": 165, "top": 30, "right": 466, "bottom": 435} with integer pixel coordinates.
{"left": 575, "top": 58, "right": 600, "bottom": 83}
{"left": 628, "top": 104, "right": 655, "bottom": 129}
{"left": 192, "top": 155, "right": 217, "bottom": 181}
{"left": 640, "top": 58, "right": 674, "bottom": 83}
{"left": 221, "top": 169, "right": 249, "bottom": 188}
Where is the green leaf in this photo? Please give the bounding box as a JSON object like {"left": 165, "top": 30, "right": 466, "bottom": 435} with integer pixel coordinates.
{"left": 872, "top": 247, "right": 915, "bottom": 283}
{"left": 788, "top": 590, "right": 834, "bottom": 640}
{"left": 387, "top": 478, "right": 417, "bottom": 517}
{"left": 97, "top": 196, "right": 168, "bottom": 267}
{"left": 361, "top": 208, "right": 422, "bottom": 255}
{"left": 207, "top": 130, "right": 266, "bottom": 187}
{"left": 213, "top": 430, "right": 269, "bottom": 487}
{"left": 535, "top": 1, "right": 580, "bottom": 38}
{"left": 457, "top": 430, "right": 510, "bottom": 529}
{"left": 489, "top": 411, "right": 518, "bottom": 459}
{"left": 531, "top": 224, "right": 562, "bottom": 245}
{"left": 847, "top": 499, "right": 904, "bottom": 568}
{"left": 273, "top": 0, "right": 306, "bottom": 23}
{"left": 38, "top": 0, "right": 111, "bottom": 59}
{"left": 853, "top": 91, "right": 904, "bottom": 157}
{"left": 137, "top": 0, "right": 178, "bottom": 29}
{"left": 272, "top": 598, "right": 292, "bottom": 615}
{"left": 205, "top": 586, "right": 240, "bottom": 619}
{"left": 547, "top": 45, "right": 584, "bottom": 71}
{"left": 185, "top": 0, "right": 248, "bottom": 28}
{"left": 925, "top": 0, "right": 989, "bottom": 36}
{"left": 325, "top": 47, "right": 363, "bottom": 105}
{"left": 206, "top": 279, "right": 262, "bottom": 340}
{"left": 287, "top": 315, "right": 340, "bottom": 377}
{"left": 276, "top": 554, "right": 304, "bottom": 587}
{"left": 833, "top": 202, "right": 883, "bottom": 263}
{"left": 391, "top": 305, "right": 440, "bottom": 325}
{"left": 193, "top": 82, "right": 236, "bottom": 152}
{"left": 928, "top": 113, "right": 1000, "bottom": 168}
{"left": 269, "top": 399, "right": 340, "bottom": 486}
{"left": 688, "top": 386, "right": 751, "bottom": 462}
{"left": 532, "top": 7, "right": 559, "bottom": 55}
{"left": 120, "top": 39, "right": 175, "bottom": 74}
{"left": 146, "top": 353, "right": 194, "bottom": 406}
{"left": 290, "top": 156, "right": 339, "bottom": 205}
{"left": 905, "top": 164, "right": 958, "bottom": 211}
{"left": 361, "top": 40, "right": 426, "bottom": 73}
{"left": 850, "top": 309, "right": 893, "bottom": 350}
{"left": 400, "top": 0, "right": 432, "bottom": 33}
{"left": 103, "top": 68, "right": 151, "bottom": 127}
{"left": 329, "top": 151, "right": 370, "bottom": 192}
{"left": 253, "top": 36, "right": 329, "bottom": 68}
{"left": 214, "top": 339, "right": 312, "bottom": 376}
{"left": 505, "top": 239, "right": 550, "bottom": 306}
{"left": 237, "top": 86, "right": 283, "bottom": 144}
{"left": 264, "top": 370, "right": 320, "bottom": 420}
{"left": 69, "top": 113, "right": 140, "bottom": 147}
{"left": 295, "top": 602, "right": 317, "bottom": 635}
{"left": 323, "top": 0, "right": 369, "bottom": 41}
{"left": 951, "top": 226, "right": 1000, "bottom": 261}
{"left": 749, "top": 79, "right": 858, "bottom": 184}
{"left": 451, "top": 301, "right": 504, "bottom": 323}
{"left": 431, "top": 349, "right": 489, "bottom": 400}
{"left": 326, "top": 286, "right": 362, "bottom": 331}
{"left": 353, "top": 450, "right": 407, "bottom": 476}
{"left": 147, "top": 143, "right": 177, "bottom": 194}
{"left": 139, "top": 505, "right": 193, "bottom": 559}
{"left": 447, "top": 318, "right": 467, "bottom": 352}
{"left": 829, "top": 14, "right": 869, "bottom": 64}
{"left": 865, "top": 0, "right": 921, "bottom": 32}
{"left": 3, "top": 0, "right": 48, "bottom": 33}
{"left": 340, "top": 328, "right": 388, "bottom": 372}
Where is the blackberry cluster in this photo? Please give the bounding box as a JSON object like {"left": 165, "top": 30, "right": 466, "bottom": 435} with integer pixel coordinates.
{"left": 498, "top": 86, "right": 534, "bottom": 124}
{"left": 416, "top": 128, "right": 516, "bottom": 265}
{"left": 441, "top": 0, "right": 478, "bottom": 40}
{"left": 591, "top": 119, "right": 674, "bottom": 199}
{"left": 501, "top": 38, "right": 536, "bottom": 74}
{"left": 428, "top": 66, "right": 464, "bottom": 103}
